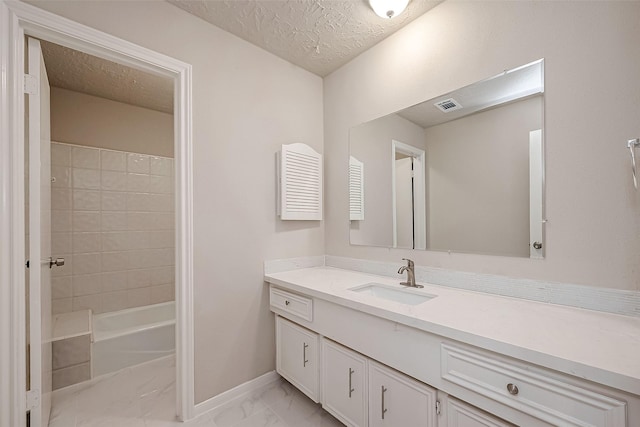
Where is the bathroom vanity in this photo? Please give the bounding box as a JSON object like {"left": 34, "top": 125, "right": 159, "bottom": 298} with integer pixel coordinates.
{"left": 265, "top": 266, "right": 640, "bottom": 427}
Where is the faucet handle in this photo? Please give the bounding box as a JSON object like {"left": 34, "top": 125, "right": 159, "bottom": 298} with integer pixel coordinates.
{"left": 402, "top": 258, "right": 414, "bottom": 268}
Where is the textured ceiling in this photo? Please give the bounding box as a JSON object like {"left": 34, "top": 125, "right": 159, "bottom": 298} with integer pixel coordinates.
{"left": 40, "top": 40, "right": 174, "bottom": 114}
{"left": 168, "top": 0, "right": 442, "bottom": 77}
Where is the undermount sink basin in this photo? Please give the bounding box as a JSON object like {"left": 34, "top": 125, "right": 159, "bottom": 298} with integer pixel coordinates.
{"left": 349, "top": 283, "right": 436, "bottom": 306}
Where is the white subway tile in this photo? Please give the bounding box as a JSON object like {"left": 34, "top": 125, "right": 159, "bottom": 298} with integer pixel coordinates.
{"left": 127, "top": 269, "right": 151, "bottom": 289}
{"left": 149, "top": 266, "right": 174, "bottom": 286}
{"left": 72, "top": 168, "right": 101, "bottom": 190}
{"left": 52, "top": 298, "right": 72, "bottom": 315}
{"left": 72, "top": 274, "right": 102, "bottom": 296}
{"left": 127, "top": 288, "right": 151, "bottom": 308}
{"left": 101, "top": 251, "right": 129, "bottom": 272}
{"left": 52, "top": 210, "right": 72, "bottom": 232}
{"left": 101, "top": 170, "right": 127, "bottom": 191}
{"left": 72, "top": 295, "right": 101, "bottom": 313}
{"left": 72, "top": 211, "right": 101, "bottom": 232}
{"left": 101, "top": 212, "right": 127, "bottom": 231}
{"left": 126, "top": 173, "right": 150, "bottom": 193}
{"left": 149, "top": 156, "right": 173, "bottom": 176}
{"left": 101, "top": 291, "right": 129, "bottom": 312}
{"left": 148, "top": 194, "right": 173, "bottom": 212}
{"left": 127, "top": 231, "right": 150, "bottom": 250}
{"left": 127, "top": 153, "right": 150, "bottom": 174}
{"left": 73, "top": 253, "right": 101, "bottom": 275}
{"left": 72, "top": 232, "right": 101, "bottom": 253}
{"left": 51, "top": 254, "right": 72, "bottom": 278}
{"left": 71, "top": 146, "right": 100, "bottom": 169}
{"left": 127, "top": 249, "right": 154, "bottom": 269}
{"left": 52, "top": 232, "right": 72, "bottom": 254}
{"left": 52, "top": 335, "right": 90, "bottom": 369}
{"left": 51, "top": 166, "right": 71, "bottom": 188}
{"left": 126, "top": 192, "right": 150, "bottom": 212}
{"left": 148, "top": 174, "right": 172, "bottom": 194}
{"left": 52, "top": 276, "right": 72, "bottom": 299}
{"left": 127, "top": 212, "right": 151, "bottom": 231}
{"left": 101, "top": 191, "right": 127, "bottom": 211}
{"left": 101, "top": 232, "right": 131, "bottom": 251}
{"left": 51, "top": 188, "right": 72, "bottom": 210}
{"left": 150, "top": 284, "right": 174, "bottom": 304}
{"left": 101, "top": 272, "right": 128, "bottom": 293}
{"left": 100, "top": 150, "right": 126, "bottom": 171}
{"left": 51, "top": 143, "right": 71, "bottom": 167}
{"left": 73, "top": 189, "right": 101, "bottom": 211}
{"left": 147, "top": 231, "right": 173, "bottom": 249}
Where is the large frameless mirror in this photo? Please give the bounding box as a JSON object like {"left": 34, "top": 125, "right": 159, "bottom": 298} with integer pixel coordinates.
{"left": 349, "top": 59, "right": 545, "bottom": 258}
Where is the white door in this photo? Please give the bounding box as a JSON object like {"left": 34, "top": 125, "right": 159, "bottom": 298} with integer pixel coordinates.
{"left": 275, "top": 317, "right": 320, "bottom": 402}
{"left": 368, "top": 360, "right": 436, "bottom": 427}
{"left": 321, "top": 339, "right": 368, "bottom": 427}
{"left": 27, "top": 37, "right": 53, "bottom": 427}
{"left": 529, "top": 129, "right": 543, "bottom": 259}
{"left": 395, "top": 156, "right": 414, "bottom": 249}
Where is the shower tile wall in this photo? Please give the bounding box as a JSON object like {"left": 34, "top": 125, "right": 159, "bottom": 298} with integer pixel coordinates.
{"left": 51, "top": 142, "right": 174, "bottom": 314}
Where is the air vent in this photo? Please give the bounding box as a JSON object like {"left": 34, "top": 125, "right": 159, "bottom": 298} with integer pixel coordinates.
{"left": 434, "top": 98, "right": 462, "bottom": 113}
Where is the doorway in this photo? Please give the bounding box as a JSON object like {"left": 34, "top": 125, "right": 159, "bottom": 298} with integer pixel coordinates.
{"left": 0, "top": 2, "right": 195, "bottom": 426}
{"left": 391, "top": 140, "right": 426, "bottom": 250}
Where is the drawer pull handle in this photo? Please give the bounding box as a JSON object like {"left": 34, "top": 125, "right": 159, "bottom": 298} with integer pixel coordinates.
{"left": 285, "top": 300, "right": 290, "bottom": 306}
{"left": 381, "top": 385, "right": 388, "bottom": 419}
{"left": 303, "top": 343, "right": 309, "bottom": 367}
{"left": 507, "top": 383, "right": 519, "bottom": 395}
{"left": 348, "top": 368, "right": 355, "bottom": 398}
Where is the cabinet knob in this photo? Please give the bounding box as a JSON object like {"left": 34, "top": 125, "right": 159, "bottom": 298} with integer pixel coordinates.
{"left": 285, "top": 300, "right": 290, "bottom": 306}
{"left": 507, "top": 383, "right": 519, "bottom": 395}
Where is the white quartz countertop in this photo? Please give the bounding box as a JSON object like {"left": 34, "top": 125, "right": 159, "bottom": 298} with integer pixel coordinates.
{"left": 265, "top": 266, "right": 640, "bottom": 396}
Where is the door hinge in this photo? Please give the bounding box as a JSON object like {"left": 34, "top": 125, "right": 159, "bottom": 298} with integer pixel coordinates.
{"left": 26, "top": 389, "right": 39, "bottom": 410}
{"left": 23, "top": 74, "right": 38, "bottom": 95}
{"left": 435, "top": 400, "right": 441, "bottom": 416}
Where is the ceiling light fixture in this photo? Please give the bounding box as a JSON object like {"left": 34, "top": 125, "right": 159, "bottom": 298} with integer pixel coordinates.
{"left": 369, "top": 0, "right": 410, "bottom": 19}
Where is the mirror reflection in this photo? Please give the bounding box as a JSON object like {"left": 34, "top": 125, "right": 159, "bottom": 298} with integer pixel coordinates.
{"left": 349, "top": 59, "right": 544, "bottom": 258}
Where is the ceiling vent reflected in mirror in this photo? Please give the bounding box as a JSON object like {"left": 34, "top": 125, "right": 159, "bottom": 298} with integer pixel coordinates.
{"left": 434, "top": 98, "right": 463, "bottom": 113}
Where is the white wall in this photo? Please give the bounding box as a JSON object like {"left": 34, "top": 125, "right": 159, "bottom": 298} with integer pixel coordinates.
{"left": 50, "top": 142, "right": 175, "bottom": 315}
{"left": 425, "top": 96, "right": 542, "bottom": 257}
{"left": 349, "top": 113, "right": 425, "bottom": 247}
{"left": 27, "top": 0, "right": 324, "bottom": 403}
{"left": 51, "top": 88, "right": 174, "bottom": 157}
{"left": 325, "top": 1, "right": 640, "bottom": 291}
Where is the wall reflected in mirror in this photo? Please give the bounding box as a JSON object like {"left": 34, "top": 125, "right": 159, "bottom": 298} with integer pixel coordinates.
{"left": 349, "top": 59, "right": 545, "bottom": 258}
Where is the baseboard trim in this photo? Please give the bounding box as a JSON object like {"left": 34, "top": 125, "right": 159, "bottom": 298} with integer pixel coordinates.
{"left": 193, "top": 370, "right": 281, "bottom": 418}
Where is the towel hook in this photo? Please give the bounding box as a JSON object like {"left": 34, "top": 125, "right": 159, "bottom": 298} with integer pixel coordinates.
{"left": 628, "top": 138, "right": 640, "bottom": 190}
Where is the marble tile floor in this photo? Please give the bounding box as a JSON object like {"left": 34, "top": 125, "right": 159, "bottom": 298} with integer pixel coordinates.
{"left": 48, "top": 355, "right": 344, "bottom": 427}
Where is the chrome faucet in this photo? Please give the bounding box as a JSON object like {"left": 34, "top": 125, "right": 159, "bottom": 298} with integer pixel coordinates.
{"left": 398, "top": 258, "right": 423, "bottom": 288}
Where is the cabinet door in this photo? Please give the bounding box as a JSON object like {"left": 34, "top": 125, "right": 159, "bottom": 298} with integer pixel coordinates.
{"left": 444, "top": 396, "right": 515, "bottom": 427}
{"left": 322, "top": 339, "right": 368, "bottom": 427}
{"left": 368, "top": 360, "right": 437, "bottom": 427}
{"left": 276, "top": 316, "right": 320, "bottom": 402}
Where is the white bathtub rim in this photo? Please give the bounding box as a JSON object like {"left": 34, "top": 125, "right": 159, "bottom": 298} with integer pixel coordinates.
{"left": 93, "top": 319, "right": 176, "bottom": 342}
{"left": 94, "top": 301, "right": 174, "bottom": 321}
{"left": 93, "top": 301, "right": 176, "bottom": 342}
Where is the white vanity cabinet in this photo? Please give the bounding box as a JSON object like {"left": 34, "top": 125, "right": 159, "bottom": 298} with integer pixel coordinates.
{"left": 322, "top": 339, "right": 368, "bottom": 427}
{"left": 276, "top": 316, "right": 320, "bottom": 402}
{"left": 368, "top": 360, "right": 437, "bottom": 427}
{"left": 442, "top": 395, "right": 514, "bottom": 427}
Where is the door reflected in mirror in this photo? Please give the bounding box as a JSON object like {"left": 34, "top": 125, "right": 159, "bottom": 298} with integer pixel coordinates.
{"left": 349, "top": 59, "right": 545, "bottom": 258}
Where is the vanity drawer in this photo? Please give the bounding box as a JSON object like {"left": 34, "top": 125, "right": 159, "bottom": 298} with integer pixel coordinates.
{"left": 270, "top": 286, "right": 313, "bottom": 322}
{"left": 441, "top": 343, "right": 627, "bottom": 427}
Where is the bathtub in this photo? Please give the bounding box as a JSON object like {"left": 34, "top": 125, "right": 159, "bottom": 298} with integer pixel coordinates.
{"left": 92, "top": 301, "right": 175, "bottom": 377}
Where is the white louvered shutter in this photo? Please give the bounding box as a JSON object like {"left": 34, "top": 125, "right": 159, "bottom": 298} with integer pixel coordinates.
{"left": 279, "top": 143, "right": 323, "bottom": 220}
{"left": 349, "top": 156, "right": 364, "bottom": 221}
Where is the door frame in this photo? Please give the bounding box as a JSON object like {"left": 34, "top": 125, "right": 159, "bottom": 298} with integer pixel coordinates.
{"left": 0, "top": 1, "right": 195, "bottom": 425}
{"left": 391, "top": 140, "right": 427, "bottom": 250}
